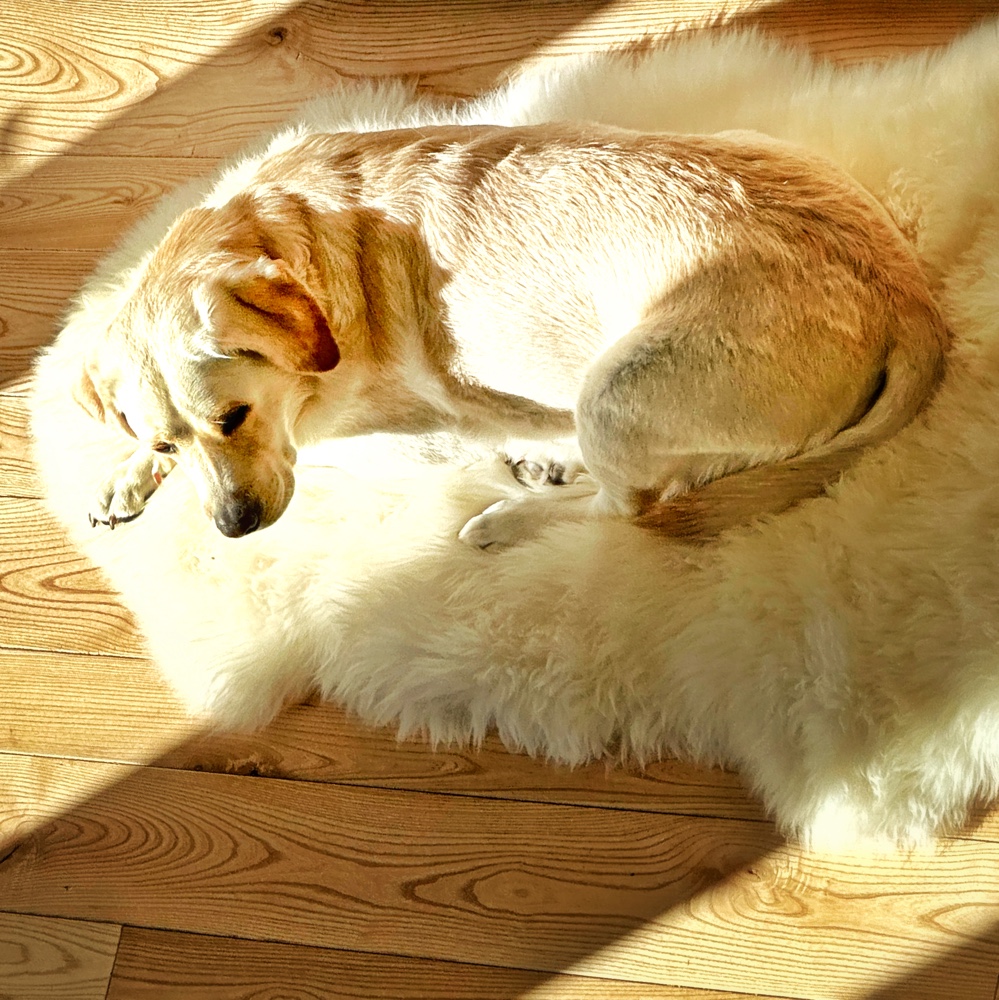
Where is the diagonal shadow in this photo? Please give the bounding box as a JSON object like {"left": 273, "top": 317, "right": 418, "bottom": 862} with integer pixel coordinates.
{"left": 2, "top": 0, "right": 995, "bottom": 389}
{"left": 5, "top": 468, "right": 999, "bottom": 996}
{"left": 2, "top": 0, "right": 634, "bottom": 390}
{"left": 4, "top": 2, "right": 999, "bottom": 997}
{"left": 0, "top": 681, "right": 790, "bottom": 996}
{"left": 865, "top": 928, "right": 999, "bottom": 1000}
{"left": 5, "top": 675, "right": 999, "bottom": 997}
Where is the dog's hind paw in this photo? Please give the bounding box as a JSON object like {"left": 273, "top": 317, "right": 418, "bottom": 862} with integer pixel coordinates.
{"left": 458, "top": 477, "right": 598, "bottom": 551}
{"left": 504, "top": 440, "right": 586, "bottom": 489}
{"left": 90, "top": 449, "right": 173, "bottom": 529}
{"left": 459, "top": 498, "right": 542, "bottom": 551}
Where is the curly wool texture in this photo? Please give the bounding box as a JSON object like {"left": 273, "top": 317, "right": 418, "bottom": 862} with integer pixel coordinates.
{"left": 31, "top": 22, "right": 999, "bottom": 845}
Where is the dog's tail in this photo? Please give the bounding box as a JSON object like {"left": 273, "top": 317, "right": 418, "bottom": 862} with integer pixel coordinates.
{"left": 635, "top": 302, "right": 949, "bottom": 540}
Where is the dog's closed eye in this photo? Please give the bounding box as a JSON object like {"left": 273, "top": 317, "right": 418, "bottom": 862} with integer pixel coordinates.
{"left": 152, "top": 441, "right": 177, "bottom": 454}
{"left": 219, "top": 404, "right": 251, "bottom": 437}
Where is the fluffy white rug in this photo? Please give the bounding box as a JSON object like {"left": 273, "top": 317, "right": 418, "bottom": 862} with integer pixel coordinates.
{"left": 30, "top": 23, "right": 999, "bottom": 845}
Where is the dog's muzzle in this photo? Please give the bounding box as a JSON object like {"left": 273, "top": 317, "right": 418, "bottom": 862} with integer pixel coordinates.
{"left": 214, "top": 493, "right": 265, "bottom": 538}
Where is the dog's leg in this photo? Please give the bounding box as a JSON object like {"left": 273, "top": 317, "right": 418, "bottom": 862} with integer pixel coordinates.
{"left": 571, "top": 304, "right": 881, "bottom": 536}
{"left": 90, "top": 449, "right": 175, "bottom": 528}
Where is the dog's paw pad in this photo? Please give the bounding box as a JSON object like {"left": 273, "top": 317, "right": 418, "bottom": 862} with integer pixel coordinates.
{"left": 505, "top": 450, "right": 586, "bottom": 489}
{"left": 509, "top": 458, "right": 546, "bottom": 484}
{"left": 509, "top": 458, "right": 575, "bottom": 486}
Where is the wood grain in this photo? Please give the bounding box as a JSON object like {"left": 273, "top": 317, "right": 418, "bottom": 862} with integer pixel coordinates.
{"left": 0, "top": 645, "right": 766, "bottom": 821}
{"left": 5, "top": 755, "right": 999, "bottom": 1000}
{"left": 0, "top": 396, "right": 36, "bottom": 498}
{"left": 0, "top": 156, "right": 211, "bottom": 251}
{"left": 0, "top": 250, "right": 100, "bottom": 387}
{"left": 5, "top": 4, "right": 999, "bottom": 999}
{"left": 106, "top": 925, "right": 776, "bottom": 999}
{"left": 0, "top": 375, "right": 34, "bottom": 399}
{"left": 680, "top": 0, "right": 999, "bottom": 60}
{"left": 168, "top": 704, "right": 768, "bottom": 821}
{"left": 0, "top": 912, "right": 120, "bottom": 1000}
{"left": 0, "top": 648, "right": 189, "bottom": 759}
{"left": 0, "top": 498, "right": 144, "bottom": 657}
{"left": 1, "top": 1, "right": 992, "bottom": 163}
{"left": 0, "top": 0, "right": 295, "bottom": 162}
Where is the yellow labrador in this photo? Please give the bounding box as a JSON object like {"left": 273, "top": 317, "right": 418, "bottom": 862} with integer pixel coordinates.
{"left": 74, "top": 122, "right": 947, "bottom": 543}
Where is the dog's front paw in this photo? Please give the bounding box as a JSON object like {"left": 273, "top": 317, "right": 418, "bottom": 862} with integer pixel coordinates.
{"left": 90, "top": 450, "right": 172, "bottom": 529}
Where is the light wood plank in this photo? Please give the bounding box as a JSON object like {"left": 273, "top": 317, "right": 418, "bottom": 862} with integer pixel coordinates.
{"left": 0, "top": 250, "right": 100, "bottom": 388}
{"left": 0, "top": 912, "right": 120, "bottom": 1000}
{"left": 0, "top": 375, "right": 34, "bottom": 400}
{"left": 106, "top": 925, "right": 772, "bottom": 1000}
{"left": 0, "top": 396, "right": 36, "bottom": 498}
{"left": 4, "top": 755, "right": 999, "bottom": 999}
{"left": 0, "top": 1, "right": 992, "bottom": 164}
{"left": 0, "top": 0, "right": 299, "bottom": 163}
{"left": 0, "top": 648, "right": 190, "bottom": 758}
{"left": 0, "top": 156, "right": 211, "bottom": 251}
{"left": 0, "top": 645, "right": 765, "bottom": 822}
{"left": 0, "top": 498, "right": 144, "bottom": 657}
{"left": 656, "top": 0, "right": 999, "bottom": 61}
{"left": 166, "top": 705, "right": 767, "bottom": 821}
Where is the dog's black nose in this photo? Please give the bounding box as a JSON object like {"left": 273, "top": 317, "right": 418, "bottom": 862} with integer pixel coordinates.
{"left": 214, "top": 498, "right": 263, "bottom": 538}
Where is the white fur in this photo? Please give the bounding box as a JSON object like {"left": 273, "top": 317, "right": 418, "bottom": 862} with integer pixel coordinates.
{"left": 31, "top": 22, "right": 999, "bottom": 846}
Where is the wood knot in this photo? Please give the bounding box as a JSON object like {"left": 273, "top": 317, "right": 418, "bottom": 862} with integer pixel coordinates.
{"left": 266, "top": 25, "right": 288, "bottom": 45}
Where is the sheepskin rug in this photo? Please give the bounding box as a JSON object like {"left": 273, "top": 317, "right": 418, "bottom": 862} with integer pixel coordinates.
{"left": 30, "top": 22, "right": 999, "bottom": 845}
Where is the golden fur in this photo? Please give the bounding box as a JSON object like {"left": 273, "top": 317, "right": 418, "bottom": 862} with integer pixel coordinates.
{"left": 76, "top": 121, "right": 947, "bottom": 541}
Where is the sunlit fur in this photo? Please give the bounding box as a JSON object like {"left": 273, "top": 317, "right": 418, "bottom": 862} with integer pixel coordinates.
{"left": 73, "top": 117, "right": 944, "bottom": 542}
{"left": 32, "top": 21, "right": 999, "bottom": 845}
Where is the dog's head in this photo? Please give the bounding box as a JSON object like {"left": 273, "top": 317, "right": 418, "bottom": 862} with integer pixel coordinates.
{"left": 75, "top": 190, "right": 366, "bottom": 536}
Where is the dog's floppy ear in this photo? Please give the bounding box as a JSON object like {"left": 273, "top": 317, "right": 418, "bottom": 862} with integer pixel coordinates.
{"left": 72, "top": 362, "right": 138, "bottom": 437}
{"left": 212, "top": 259, "right": 340, "bottom": 373}
{"left": 73, "top": 364, "right": 106, "bottom": 421}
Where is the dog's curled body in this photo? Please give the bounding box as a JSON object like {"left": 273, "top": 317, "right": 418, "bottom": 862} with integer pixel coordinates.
{"left": 77, "top": 122, "right": 948, "bottom": 541}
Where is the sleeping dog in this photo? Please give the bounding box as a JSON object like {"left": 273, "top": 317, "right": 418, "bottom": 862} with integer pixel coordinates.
{"left": 73, "top": 122, "right": 947, "bottom": 544}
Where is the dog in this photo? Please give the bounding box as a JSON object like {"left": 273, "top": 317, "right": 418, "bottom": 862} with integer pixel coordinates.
{"left": 73, "top": 121, "right": 947, "bottom": 545}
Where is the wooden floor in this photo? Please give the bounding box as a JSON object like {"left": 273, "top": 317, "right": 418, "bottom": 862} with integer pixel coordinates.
{"left": 4, "top": 2, "right": 999, "bottom": 998}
